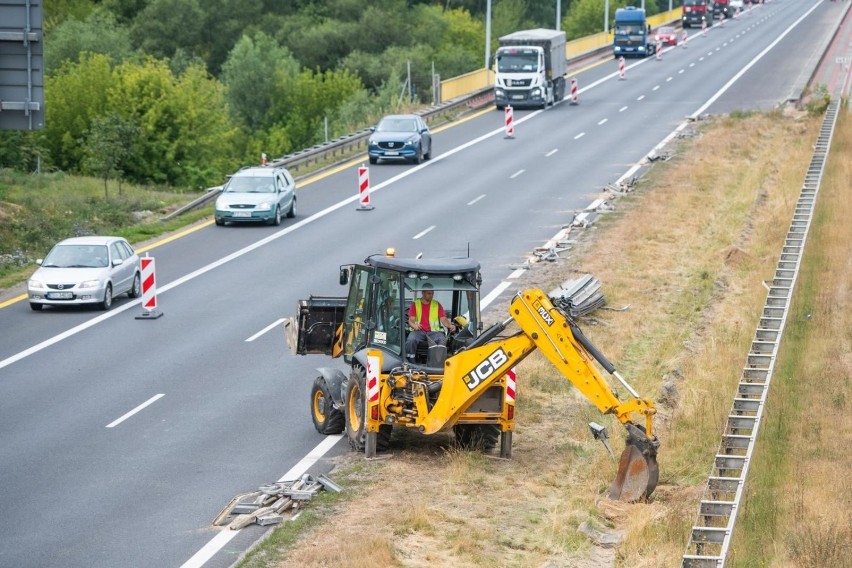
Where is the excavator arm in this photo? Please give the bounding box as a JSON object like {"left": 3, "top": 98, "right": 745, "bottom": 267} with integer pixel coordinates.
{"left": 419, "top": 286, "right": 660, "bottom": 501}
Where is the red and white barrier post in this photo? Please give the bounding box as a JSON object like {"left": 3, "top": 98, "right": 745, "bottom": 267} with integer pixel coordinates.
{"left": 702, "top": 18, "right": 708, "bottom": 36}
{"left": 618, "top": 56, "right": 626, "bottom": 80}
{"left": 504, "top": 105, "right": 515, "bottom": 138}
{"left": 135, "top": 254, "right": 163, "bottom": 320}
{"left": 655, "top": 35, "right": 662, "bottom": 60}
{"left": 682, "top": 30, "right": 689, "bottom": 48}
{"left": 356, "top": 164, "right": 374, "bottom": 211}
{"left": 720, "top": 12, "right": 725, "bottom": 27}
{"left": 734, "top": 6, "right": 740, "bottom": 19}
{"left": 570, "top": 77, "right": 579, "bottom": 105}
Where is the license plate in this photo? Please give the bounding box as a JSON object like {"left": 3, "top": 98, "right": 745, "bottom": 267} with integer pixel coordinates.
{"left": 385, "top": 151, "right": 399, "bottom": 156}
{"left": 47, "top": 292, "right": 73, "bottom": 299}
{"left": 512, "top": 95, "right": 524, "bottom": 100}
{"left": 232, "top": 211, "right": 252, "bottom": 218}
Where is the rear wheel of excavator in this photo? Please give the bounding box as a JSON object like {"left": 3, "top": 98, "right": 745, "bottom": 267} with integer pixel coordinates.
{"left": 453, "top": 424, "right": 500, "bottom": 451}
{"left": 310, "top": 376, "right": 344, "bottom": 435}
{"left": 344, "top": 365, "right": 391, "bottom": 453}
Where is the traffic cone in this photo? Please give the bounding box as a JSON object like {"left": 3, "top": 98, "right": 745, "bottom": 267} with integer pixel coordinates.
{"left": 504, "top": 105, "right": 515, "bottom": 138}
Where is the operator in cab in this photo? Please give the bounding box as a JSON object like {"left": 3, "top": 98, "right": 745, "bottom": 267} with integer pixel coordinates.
{"left": 406, "top": 282, "right": 456, "bottom": 362}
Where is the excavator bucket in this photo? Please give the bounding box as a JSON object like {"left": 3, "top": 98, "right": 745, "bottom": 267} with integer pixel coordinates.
{"left": 608, "top": 423, "right": 660, "bottom": 502}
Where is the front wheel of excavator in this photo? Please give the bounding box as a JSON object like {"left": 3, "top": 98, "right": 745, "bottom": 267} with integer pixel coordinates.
{"left": 344, "top": 366, "right": 391, "bottom": 453}
{"left": 608, "top": 422, "right": 660, "bottom": 502}
{"left": 310, "top": 376, "right": 344, "bottom": 435}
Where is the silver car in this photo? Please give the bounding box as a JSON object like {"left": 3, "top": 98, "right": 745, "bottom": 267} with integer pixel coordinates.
{"left": 214, "top": 165, "right": 297, "bottom": 226}
{"left": 27, "top": 236, "right": 141, "bottom": 311}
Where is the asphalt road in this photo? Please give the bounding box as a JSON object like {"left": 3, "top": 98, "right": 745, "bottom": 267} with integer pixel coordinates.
{"left": 0, "top": 1, "right": 846, "bottom": 566}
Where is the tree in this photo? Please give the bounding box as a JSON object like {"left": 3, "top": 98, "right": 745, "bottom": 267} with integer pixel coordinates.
{"left": 221, "top": 33, "right": 300, "bottom": 130}
{"left": 43, "top": 53, "right": 114, "bottom": 173}
{"left": 130, "top": 0, "right": 204, "bottom": 61}
{"left": 46, "top": 8, "right": 134, "bottom": 75}
{"left": 82, "top": 112, "right": 140, "bottom": 198}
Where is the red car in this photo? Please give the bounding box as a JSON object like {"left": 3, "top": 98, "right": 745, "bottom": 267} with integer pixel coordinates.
{"left": 656, "top": 26, "right": 679, "bottom": 46}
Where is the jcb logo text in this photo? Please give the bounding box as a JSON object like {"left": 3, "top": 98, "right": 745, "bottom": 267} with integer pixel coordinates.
{"left": 463, "top": 348, "right": 508, "bottom": 391}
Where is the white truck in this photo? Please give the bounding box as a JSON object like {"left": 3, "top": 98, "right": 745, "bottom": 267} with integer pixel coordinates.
{"left": 493, "top": 29, "right": 568, "bottom": 110}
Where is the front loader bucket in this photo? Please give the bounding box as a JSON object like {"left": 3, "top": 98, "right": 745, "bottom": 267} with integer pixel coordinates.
{"left": 608, "top": 423, "right": 660, "bottom": 502}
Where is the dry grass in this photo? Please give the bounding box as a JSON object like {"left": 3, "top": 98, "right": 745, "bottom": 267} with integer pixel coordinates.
{"left": 249, "top": 109, "right": 850, "bottom": 568}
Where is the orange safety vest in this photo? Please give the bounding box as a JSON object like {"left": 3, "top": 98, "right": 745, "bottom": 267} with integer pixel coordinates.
{"left": 413, "top": 299, "right": 441, "bottom": 331}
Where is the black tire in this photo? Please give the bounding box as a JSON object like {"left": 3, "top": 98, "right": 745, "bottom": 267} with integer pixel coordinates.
{"left": 453, "top": 424, "right": 500, "bottom": 451}
{"left": 412, "top": 145, "right": 422, "bottom": 165}
{"left": 310, "top": 376, "right": 344, "bottom": 435}
{"left": 128, "top": 272, "right": 141, "bottom": 298}
{"left": 286, "top": 196, "right": 296, "bottom": 219}
{"left": 270, "top": 205, "right": 281, "bottom": 226}
{"left": 344, "top": 366, "right": 391, "bottom": 452}
{"left": 30, "top": 303, "right": 43, "bottom": 311}
{"left": 100, "top": 284, "right": 113, "bottom": 311}
{"left": 215, "top": 217, "right": 225, "bottom": 226}
{"left": 369, "top": 156, "right": 378, "bottom": 165}
{"left": 423, "top": 142, "right": 432, "bottom": 161}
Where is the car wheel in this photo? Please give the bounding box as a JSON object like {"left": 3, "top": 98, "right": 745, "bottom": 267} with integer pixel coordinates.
{"left": 30, "top": 303, "right": 43, "bottom": 311}
{"left": 424, "top": 143, "right": 432, "bottom": 161}
{"left": 215, "top": 217, "right": 225, "bottom": 226}
{"left": 413, "top": 145, "right": 422, "bottom": 165}
{"left": 286, "top": 196, "right": 296, "bottom": 219}
{"left": 369, "top": 156, "right": 377, "bottom": 165}
{"left": 100, "top": 284, "right": 113, "bottom": 311}
{"left": 128, "top": 272, "right": 141, "bottom": 298}
{"left": 270, "top": 206, "right": 282, "bottom": 226}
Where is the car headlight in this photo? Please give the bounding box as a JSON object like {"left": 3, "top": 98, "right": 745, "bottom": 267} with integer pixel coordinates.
{"left": 79, "top": 280, "right": 100, "bottom": 289}
{"left": 28, "top": 279, "right": 44, "bottom": 289}
{"left": 368, "top": 140, "right": 378, "bottom": 148}
{"left": 531, "top": 88, "right": 541, "bottom": 96}
{"left": 256, "top": 201, "right": 272, "bottom": 211}
{"left": 404, "top": 138, "right": 418, "bottom": 147}
{"left": 495, "top": 88, "right": 504, "bottom": 96}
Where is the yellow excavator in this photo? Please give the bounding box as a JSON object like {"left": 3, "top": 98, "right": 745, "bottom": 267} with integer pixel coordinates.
{"left": 286, "top": 251, "right": 659, "bottom": 501}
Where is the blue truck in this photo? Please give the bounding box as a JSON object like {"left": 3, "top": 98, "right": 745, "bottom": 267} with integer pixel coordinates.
{"left": 613, "top": 7, "right": 657, "bottom": 58}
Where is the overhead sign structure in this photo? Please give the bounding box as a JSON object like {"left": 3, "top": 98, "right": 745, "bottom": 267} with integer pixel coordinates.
{"left": 0, "top": 0, "right": 44, "bottom": 130}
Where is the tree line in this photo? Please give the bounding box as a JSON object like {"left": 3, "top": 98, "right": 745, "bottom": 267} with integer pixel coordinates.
{"left": 0, "top": 0, "right": 669, "bottom": 190}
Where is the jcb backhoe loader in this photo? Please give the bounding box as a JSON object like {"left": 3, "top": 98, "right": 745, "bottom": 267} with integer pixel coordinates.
{"left": 285, "top": 251, "right": 659, "bottom": 501}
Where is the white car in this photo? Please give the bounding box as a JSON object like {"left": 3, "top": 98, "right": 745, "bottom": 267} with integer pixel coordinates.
{"left": 730, "top": 0, "right": 744, "bottom": 10}
{"left": 27, "top": 236, "right": 141, "bottom": 311}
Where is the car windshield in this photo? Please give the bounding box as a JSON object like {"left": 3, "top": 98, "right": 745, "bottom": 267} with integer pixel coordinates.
{"left": 496, "top": 49, "right": 539, "bottom": 73}
{"left": 42, "top": 244, "right": 109, "bottom": 268}
{"left": 225, "top": 176, "right": 275, "bottom": 193}
{"left": 377, "top": 118, "right": 418, "bottom": 132}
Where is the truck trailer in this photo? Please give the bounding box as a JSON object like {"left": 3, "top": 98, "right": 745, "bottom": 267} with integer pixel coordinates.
{"left": 494, "top": 29, "right": 567, "bottom": 110}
